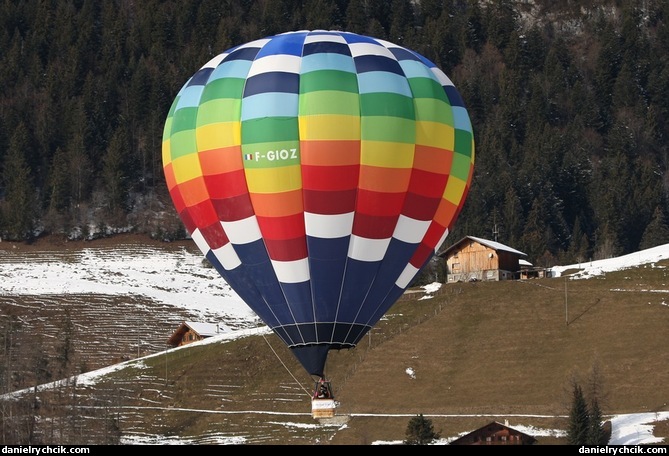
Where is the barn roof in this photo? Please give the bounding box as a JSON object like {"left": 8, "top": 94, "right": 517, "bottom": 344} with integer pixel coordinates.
{"left": 440, "top": 236, "right": 527, "bottom": 258}
{"left": 167, "top": 321, "right": 225, "bottom": 347}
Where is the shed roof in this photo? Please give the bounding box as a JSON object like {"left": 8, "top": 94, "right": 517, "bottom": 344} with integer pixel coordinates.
{"left": 167, "top": 321, "right": 225, "bottom": 347}
{"left": 440, "top": 236, "right": 527, "bottom": 258}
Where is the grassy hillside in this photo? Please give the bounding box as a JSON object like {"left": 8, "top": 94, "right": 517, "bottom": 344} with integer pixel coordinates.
{"left": 2, "top": 238, "right": 668, "bottom": 445}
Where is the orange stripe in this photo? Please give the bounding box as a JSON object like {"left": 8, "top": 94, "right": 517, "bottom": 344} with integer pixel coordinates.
{"left": 413, "top": 145, "right": 453, "bottom": 175}
{"left": 178, "top": 177, "right": 211, "bottom": 207}
{"left": 198, "top": 145, "right": 243, "bottom": 176}
{"left": 433, "top": 199, "right": 458, "bottom": 228}
{"left": 249, "top": 189, "right": 304, "bottom": 217}
{"left": 359, "top": 165, "right": 411, "bottom": 192}
{"left": 164, "top": 163, "right": 177, "bottom": 191}
{"left": 300, "top": 140, "right": 360, "bottom": 166}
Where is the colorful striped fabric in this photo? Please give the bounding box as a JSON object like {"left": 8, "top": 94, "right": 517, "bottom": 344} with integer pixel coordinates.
{"left": 162, "top": 30, "right": 475, "bottom": 377}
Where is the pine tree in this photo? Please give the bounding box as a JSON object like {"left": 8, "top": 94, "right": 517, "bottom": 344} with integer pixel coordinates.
{"left": 404, "top": 413, "right": 440, "bottom": 445}
{"left": 639, "top": 205, "right": 669, "bottom": 250}
{"left": 1, "top": 122, "right": 37, "bottom": 240}
{"left": 587, "top": 396, "right": 607, "bottom": 445}
{"left": 567, "top": 383, "right": 590, "bottom": 445}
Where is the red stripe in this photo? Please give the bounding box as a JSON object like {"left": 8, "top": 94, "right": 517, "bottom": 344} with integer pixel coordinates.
{"left": 212, "top": 193, "right": 255, "bottom": 222}
{"left": 303, "top": 189, "right": 357, "bottom": 214}
{"left": 302, "top": 164, "right": 359, "bottom": 191}
{"left": 356, "top": 189, "right": 404, "bottom": 216}
{"left": 257, "top": 213, "right": 306, "bottom": 240}
{"left": 402, "top": 193, "right": 442, "bottom": 221}
{"left": 199, "top": 222, "right": 230, "bottom": 250}
{"left": 407, "top": 168, "right": 448, "bottom": 197}
{"left": 263, "top": 237, "right": 308, "bottom": 262}
{"left": 352, "top": 213, "right": 397, "bottom": 239}
{"left": 204, "top": 169, "right": 248, "bottom": 199}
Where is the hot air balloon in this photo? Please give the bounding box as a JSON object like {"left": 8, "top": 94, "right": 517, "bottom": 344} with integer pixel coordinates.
{"left": 162, "top": 30, "right": 475, "bottom": 406}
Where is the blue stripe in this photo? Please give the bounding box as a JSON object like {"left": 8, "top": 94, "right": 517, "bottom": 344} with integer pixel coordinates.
{"left": 397, "top": 59, "right": 435, "bottom": 79}
{"left": 453, "top": 106, "right": 473, "bottom": 131}
{"left": 444, "top": 85, "right": 466, "bottom": 108}
{"left": 175, "top": 85, "right": 205, "bottom": 109}
{"left": 240, "top": 92, "right": 299, "bottom": 120}
{"left": 243, "top": 72, "right": 299, "bottom": 97}
{"left": 354, "top": 54, "right": 404, "bottom": 76}
{"left": 187, "top": 67, "right": 213, "bottom": 87}
{"left": 224, "top": 46, "right": 261, "bottom": 62}
{"left": 357, "top": 71, "right": 412, "bottom": 96}
{"left": 303, "top": 40, "right": 351, "bottom": 57}
{"left": 210, "top": 59, "right": 253, "bottom": 80}
{"left": 257, "top": 32, "right": 307, "bottom": 58}
{"left": 281, "top": 282, "right": 314, "bottom": 323}
{"left": 300, "top": 53, "right": 356, "bottom": 73}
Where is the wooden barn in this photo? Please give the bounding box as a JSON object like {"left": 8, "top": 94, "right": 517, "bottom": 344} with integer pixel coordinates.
{"left": 450, "top": 421, "right": 537, "bottom": 445}
{"left": 167, "top": 321, "right": 225, "bottom": 347}
{"left": 440, "top": 236, "right": 528, "bottom": 282}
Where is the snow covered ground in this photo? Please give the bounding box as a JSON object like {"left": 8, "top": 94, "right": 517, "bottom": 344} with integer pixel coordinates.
{"left": 2, "top": 240, "right": 669, "bottom": 445}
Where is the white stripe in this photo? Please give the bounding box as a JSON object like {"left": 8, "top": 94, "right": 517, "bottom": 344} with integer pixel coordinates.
{"left": 396, "top": 263, "right": 420, "bottom": 289}
{"left": 247, "top": 54, "right": 301, "bottom": 78}
{"left": 304, "top": 33, "right": 346, "bottom": 45}
{"left": 348, "top": 235, "right": 390, "bottom": 262}
{"left": 305, "top": 212, "right": 354, "bottom": 239}
{"left": 212, "top": 243, "right": 242, "bottom": 271}
{"left": 348, "top": 42, "right": 395, "bottom": 59}
{"left": 221, "top": 216, "right": 262, "bottom": 244}
{"left": 190, "top": 229, "right": 211, "bottom": 257}
{"left": 393, "top": 215, "right": 431, "bottom": 244}
{"left": 272, "top": 258, "right": 310, "bottom": 283}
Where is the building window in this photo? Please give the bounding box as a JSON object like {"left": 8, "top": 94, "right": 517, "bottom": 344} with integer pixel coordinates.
{"left": 452, "top": 262, "right": 460, "bottom": 272}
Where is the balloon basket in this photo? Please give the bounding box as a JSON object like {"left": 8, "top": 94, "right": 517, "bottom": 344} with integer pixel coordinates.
{"left": 311, "top": 398, "right": 337, "bottom": 419}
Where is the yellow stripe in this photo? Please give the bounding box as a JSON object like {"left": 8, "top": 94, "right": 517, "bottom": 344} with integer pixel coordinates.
{"left": 416, "top": 121, "right": 454, "bottom": 148}
{"left": 360, "top": 141, "right": 414, "bottom": 168}
{"left": 245, "top": 165, "right": 303, "bottom": 193}
{"left": 162, "top": 139, "right": 172, "bottom": 167}
{"left": 444, "top": 176, "right": 466, "bottom": 204}
{"left": 299, "top": 115, "right": 361, "bottom": 140}
{"left": 171, "top": 154, "right": 203, "bottom": 184}
{"left": 196, "top": 121, "right": 241, "bottom": 151}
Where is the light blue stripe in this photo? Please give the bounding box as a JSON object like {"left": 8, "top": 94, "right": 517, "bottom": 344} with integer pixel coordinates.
{"left": 357, "top": 71, "right": 412, "bottom": 96}
{"left": 397, "top": 60, "right": 434, "bottom": 79}
{"left": 210, "top": 59, "right": 253, "bottom": 80}
{"left": 453, "top": 106, "right": 473, "bottom": 132}
{"left": 241, "top": 92, "right": 299, "bottom": 120}
{"left": 175, "top": 84, "right": 204, "bottom": 109}
{"left": 301, "top": 53, "right": 356, "bottom": 74}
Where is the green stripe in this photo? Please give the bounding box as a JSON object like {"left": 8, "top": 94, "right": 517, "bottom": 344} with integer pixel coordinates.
{"left": 300, "top": 70, "right": 358, "bottom": 93}
{"left": 454, "top": 129, "right": 474, "bottom": 160}
{"left": 170, "top": 107, "right": 198, "bottom": 134}
{"left": 407, "top": 77, "right": 449, "bottom": 103}
{"left": 299, "top": 91, "right": 360, "bottom": 115}
{"left": 360, "top": 92, "right": 415, "bottom": 119}
{"left": 196, "top": 98, "right": 242, "bottom": 126}
{"left": 413, "top": 98, "right": 454, "bottom": 124}
{"left": 361, "top": 116, "right": 415, "bottom": 143}
{"left": 450, "top": 148, "right": 472, "bottom": 180}
{"left": 200, "top": 78, "right": 245, "bottom": 103}
{"left": 241, "top": 117, "right": 299, "bottom": 143}
{"left": 169, "top": 129, "right": 197, "bottom": 159}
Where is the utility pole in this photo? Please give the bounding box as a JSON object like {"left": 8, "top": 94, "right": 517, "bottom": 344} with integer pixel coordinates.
{"left": 565, "top": 277, "right": 569, "bottom": 326}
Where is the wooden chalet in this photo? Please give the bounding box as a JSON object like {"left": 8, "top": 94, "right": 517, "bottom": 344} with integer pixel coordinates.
{"left": 450, "top": 421, "right": 537, "bottom": 445}
{"left": 440, "top": 236, "right": 528, "bottom": 282}
{"left": 167, "top": 321, "right": 225, "bottom": 347}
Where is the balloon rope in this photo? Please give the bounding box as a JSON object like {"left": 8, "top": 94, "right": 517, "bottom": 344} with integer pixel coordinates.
{"left": 262, "top": 333, "right": 312, "bottom": 397}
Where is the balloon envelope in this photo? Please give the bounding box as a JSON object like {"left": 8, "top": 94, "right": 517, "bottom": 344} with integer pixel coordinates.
{"left": 162, "top": 30, "right": 475, "bottom": 378}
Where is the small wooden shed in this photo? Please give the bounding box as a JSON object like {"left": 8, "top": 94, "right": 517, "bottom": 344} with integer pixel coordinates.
{"left": 167, "top": 321, "right": 225, "bottom": 347}
{"left": 450, "top": 421, "right": 537, "bottom": 445}
{"left": 440, "top": 236, "right": 528, "bottom": 283}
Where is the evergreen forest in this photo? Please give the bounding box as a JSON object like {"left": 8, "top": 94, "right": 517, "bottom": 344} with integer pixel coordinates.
{"left": 2, "top": 0, "right": 669, "bottom": 267}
